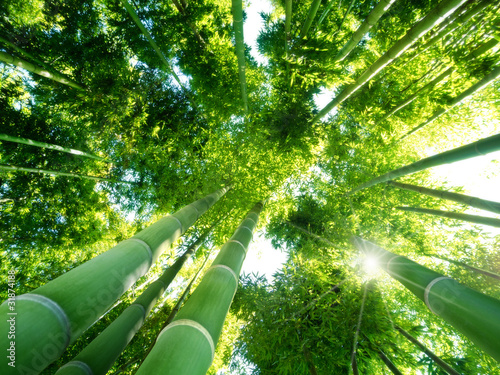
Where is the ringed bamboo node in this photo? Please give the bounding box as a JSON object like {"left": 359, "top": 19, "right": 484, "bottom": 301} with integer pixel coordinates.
{"left": 126, "top": 238, "right": 153, "bottom": 270}
{"left": 18, "top": 294, "right": 71, "bottom": 349}
{"left": 191, "top": 203, "right": 201, "bottom": 218}
{"left": 424, "top": 276, "right": 452, "bottom": 314}
{"left": 58, "top": 361, "right": 93, "bottom": 375}
{"left": 170, "top": 215, "right": 184, "bottom": 232}
{"left": 239, "top": 225, "right": 254, "bottom": 237}
{"left": 475, "top": 143, "right": 485, "bottom": 156}
{"left": 245, "top": 216, "right": 257, "bottom": 226}
{"left": 130, "top": 303, "right": 147, "bottom": 321}
{"left": 228, "top": 239, "right": 247, "bottom": 255}
{"left": 386, "top": 255, "right": 404, "bottom": 272}
{"left": 206, "top": 264, "right": 239, "bottom": 287}
{"left": 158, "top": 319, "right": 215, "bottom": 359}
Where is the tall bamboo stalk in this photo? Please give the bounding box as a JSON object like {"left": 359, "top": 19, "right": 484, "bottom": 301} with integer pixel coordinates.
{"left": 334, "top": 0, "right": 396, "bottom": 62}
{"left": 0, "top": 164, "right": 122, "bottom": 183}
{"left": 0, "top": 36, "right": 54, "bottom": 73}
{"left": 398, "top": 65, "right": 500, "bottom": 141}
{"left": 0, "top": 134, "right": 110, "bottom": 162}
{"left": 311, "top": 0, "right": 468, "bottom": 124}
{"left": 231, "top": 0, "right": 249, "bottom": 113}
{"left": 378, "top": 350, "right": 403, "bottom": 375}
{"left": 429, "top": 255, "right": 500, "bottom": 281}
{"left": 0, "top": 187, "right": 230, "bottom": 374}
{"left": 396, "top": 206, "right": 500, "bottom": 228}
{"left": 135, "top": 202, "right": 264, "bottom": 375}
{"left": 353, "top": 236, "right": 500, "bottom": 362}
{"left": 388, "top": 180, "right": 500, "bottom": 214}
{"left": 349, "top": 133, "right": 500, "bottom": 194}
{"left": 55, "top": 217, "right": 224, "bottom": 375}
{"left": 395, "top": 326, "right": 460, "bottom": 375}
{"left": 298, "top": 0, "right": 322, "bottom": 41}
{"left": 285, "top": 0, "right": 292, "bottom": 90}
{"left": 171, "top": 0, "right": 206, "bottom": 47}
{"left": 0, "top": 51, "right": 85, "bottom": 91}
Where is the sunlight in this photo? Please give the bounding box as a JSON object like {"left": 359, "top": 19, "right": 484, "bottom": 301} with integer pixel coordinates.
{"left": 363, "top": 255, "right": 380, "bottom": 276}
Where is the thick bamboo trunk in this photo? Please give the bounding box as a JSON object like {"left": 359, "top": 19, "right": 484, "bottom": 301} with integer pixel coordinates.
{"left": 0, "top": 36, "right": 54, "bottom": 73}
{"left": 0, "top": 187, "right": 230, "bottom": 374}
{"left": 378, "top": 350, "right": 403, "bottom": 375}
{"left": 395, "top": 326, "right": 460, "bottom": 375}
{"left": 388, "top": 180, "right": 500, "bottom": 214}
{"left": 398, "top": 65, "right": 500, "bottom": 141}
{"left": 396, "top": 206, "right": 500, "bottom": 228}
{"left": 55, "top": 218, "right": 223, "bottom": 375}
{"left": 231, "top": 0, "right": 249, "bottom": 113}
{"left": 0, "top": 164, "right": 121, "bottom": 183}
{"left": 135, "top": 202, "right": 264, "bottom": 375}
{"left": 430, "top": 255, "right": 500, "bottom": 281}
{"left": 0, "top": 51, "right": 85, "bottom": 91}
{"left": 349, "top": 132, "right": 500, "bottom": 193}
{"left": 298, "top": 0, "right": 322, "bottom": 41}
{"left": 0, "top": 134, "right": 109, "bottom": 162}
{"left": 311, "top": 0, "right": 468, "bottom": 124}
{"left": 353, "top": 236, "right": 500, "bottom": 362}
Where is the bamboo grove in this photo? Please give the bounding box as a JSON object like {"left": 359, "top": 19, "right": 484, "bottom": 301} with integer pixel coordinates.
{"left": 1, "top": 0, "right": 500, "bottom": 374}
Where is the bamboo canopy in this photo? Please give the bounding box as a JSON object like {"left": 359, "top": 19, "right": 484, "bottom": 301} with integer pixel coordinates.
{"left": 353, "top": 236, "right": 500, "bottom": 362}
{"left": 349, "top": 133, "right": 500, "bottom": 194}
{"left": 0, "top": 187, "right": 230, "bottom": 374}
{"left": 136, "top": 201, "right": 264, "bottom": 375}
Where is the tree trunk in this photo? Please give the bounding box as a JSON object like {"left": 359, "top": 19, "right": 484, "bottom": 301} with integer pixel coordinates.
{"left": 0, "top": 51, "right": 85, "bottom": 91}
{"left": 396, "top": 206, "right": 500, "bottom": 228}
{"left": 311, "top": 0, "right": 468, "bottom": 124}
{"left": 55, "top": 218, "right": 223, "bottom": 375}
{"left": 388, "top": 180, "right": 500, "bottom": 214}
{"left": 378, "top": 350, "right": 403, "bottom": 375}
{"left": 0, "top": 164, "right": 122, "bottom": 183}
{"left": 398, "top": 65, "right": 500, "bottom": 141}
{"left": 0, "top": 187, "right": 230, "bottom": 373}
{"left": 231, "top": 0, "right": 249, "bottom": 113}
{"left": 430, "top": 255, "right": 500, "bottom": 281}
{"left": 395, "top": 326, "right": 460, "bottom": 375}
{"left": 349, "top": 132, "right": 500, "bottom": 193}
{"left": 0, "top": 133, "right": 110, "bottom": 162}
{"left": 353, "top": 236, "right": 500, "bottom": 362}
{"left": 298, "top": 0, "right": 322, "bottom": 41}
{"left": 135, "top": 201, "right": 264, "bottom": 375}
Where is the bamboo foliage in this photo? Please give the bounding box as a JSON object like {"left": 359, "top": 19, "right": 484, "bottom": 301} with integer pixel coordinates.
{"left": 0, "top": 134, "right": 110, "bottom": 162}
{"left": 0, "top": 187, "right": 230, "bottom": 374}
{"left": 349, "top": 133, "right": 500, "bottom": 194}
{"left": 55, "top": 217, "right": 224, "bottom": 375}
{"left": 136, "top": 201, "right": 264, "bottom": 375}
{"left": 396, "top": 206, "right": 500, "bottom": 228}
{"left": 311, "top": 0, "right": 468, "bottom": 124}
{"left": 231, "top": 0, "right": 249, "bottom": 113}
{"left": 333, "top": 0, "right": 396, "bottom": 62}
{"left": 0, "top": 51, "right": 85, "bottom": 91}
{"left": 353, "top": 236, "right": 500, "bottom": 362}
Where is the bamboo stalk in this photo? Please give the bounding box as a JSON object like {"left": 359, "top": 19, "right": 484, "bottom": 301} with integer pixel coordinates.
{"left": 349, "top": 132, "right": 500, "bottom": 194}
{"left": 429, "top": 255, "right": 500, "bottom": 281}
{"left": 378, "top": 350, "right": 403, "bottom": 375}
{"left": 395, "top": 326, "right": 460, "bottom": 375}
{"left": 298, "top": 0, "right": 322, "bottom": 41}
{"left": 0, "top": 36, "right": 54, "bottom": 73}
{"left": 0, "top": 187, "right": 231, "bottom": 373}
{"left": 231, "top": 0, "right": 249, "bottom": 113}
{"left": 0, "top": 133, "right": 110, "bottom": 162}
{"left": 396, "top": 206, "right": 500, "bottom": 228}
{"left": 311, "top": 0, "right": 468, "bottom": 124}
{"left": 353, "top": 236, "right": 500, "bottom": 362}
{"left": 285, "top": 0, "right": 292, "bottom": 91}
{"left": 388, "top": 180, "right": 500, "bottom": 214}
{"left": 0, "top": 51, "right": 85, "bottom": 91}
{"left": 135, "top": 201, "right": 264, "bottom": 375}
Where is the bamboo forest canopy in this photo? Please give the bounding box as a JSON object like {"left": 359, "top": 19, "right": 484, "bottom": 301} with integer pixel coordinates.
{"left": 1, "top": 0, "right": 500, "bottom": 373}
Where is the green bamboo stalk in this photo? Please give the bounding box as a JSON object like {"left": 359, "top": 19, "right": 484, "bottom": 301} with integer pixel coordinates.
{"left": 0, "top": 134, "right": 110, "bottom": 162}
{"left": 0, "top": 51, "right": 85, "bottom": 91}
{"left": 135, "top": 201, "right": 264, "bottom": 375}
{"left": 0, "top": 164, "right": 123, "bottom": 183}
{"left": 0, "top": 187, "right": 230, "bottom": 374}
{"left": 232, "top": 0, "right": 249, "bottom": 113}
{"left": 388, "top": 180, "right": 500, "bottom": 214}
{"left": 396, "top": 206, "right": 500, "bottom": 228}
{"left": 317, "top": 0, "right": 336, "bottom": 27}
{"left": 429, "top": 255, "right": 500, "bottom": 281}
{"left": 298, "top": 0, "right": 322, "bottom": 41}
{"left": 349, "top": 132, "right": 500, "bottom": 194}
{"left": 395, "top": 326, "right": 460, "bottom": 375}
{"left": 311, "top": 0, "right": 468, "bottom": 124}
{"left": 334, "top": 0, "right": 396, "bottom": 62}
{"left": 398, "top": 65, "right": 500, "bottom": 141}
{"left": 0, "top": 36, "right": 54, "bottom": 73}
{"left": 120, "top": 0, "right": 184, "bottom": 89}
{"left": 285, "top": 0, "right": 292, "bottom": 90}
{"left": 55, "top": 217, "right": 223, "bottom": 375}
{"left": 353, "top": 236, "right": 500, "bottom": 362}
{"left": 171, "top": 0, "right": 206, "bottom": 47}
{"left": 378, "top": 350, "right": 403, "bottom": 375}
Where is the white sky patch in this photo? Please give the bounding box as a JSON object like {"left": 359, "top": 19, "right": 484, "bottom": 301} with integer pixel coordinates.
{"left": 243, "top": 0, "right": 273, "bottom": 65}
{"left": 313, "top": 87, "right": 337, "bottom": 114}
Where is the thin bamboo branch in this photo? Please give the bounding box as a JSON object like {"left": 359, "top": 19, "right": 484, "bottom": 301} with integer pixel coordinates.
{"left": 396, "top": 206, "right": 500, "bottom": 228}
